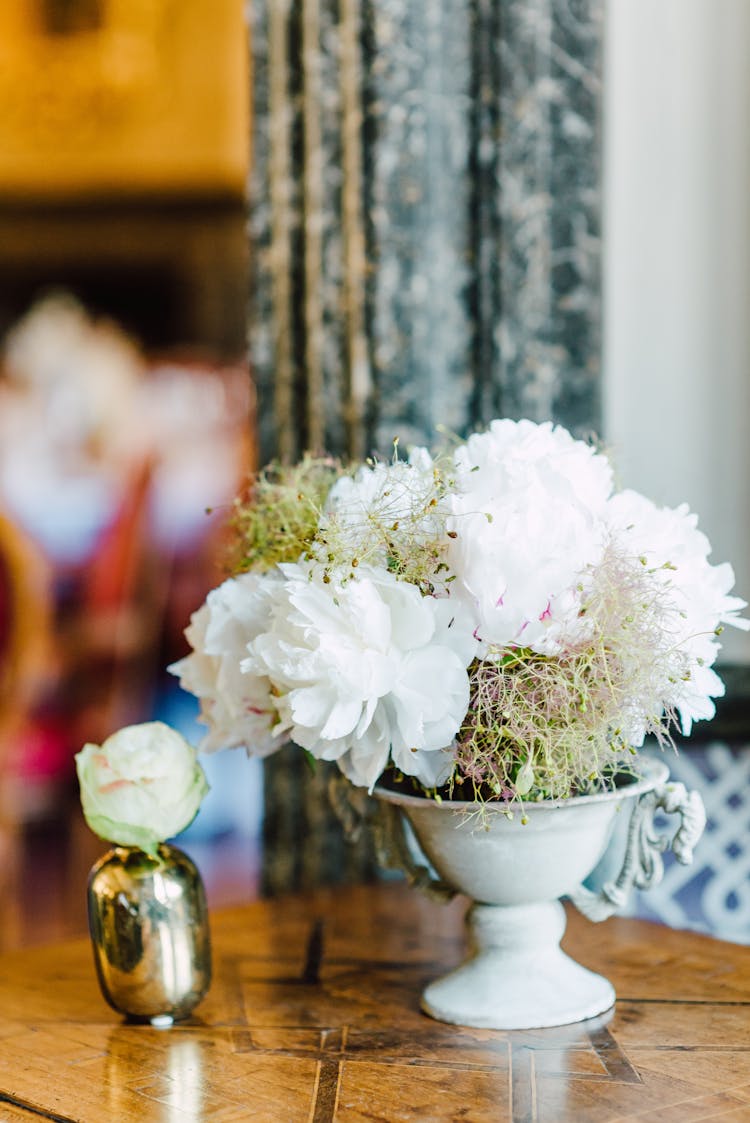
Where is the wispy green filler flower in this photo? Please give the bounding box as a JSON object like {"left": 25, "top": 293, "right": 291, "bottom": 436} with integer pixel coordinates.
{"left": 314, "top": 447, "right": 456, "bottom": 593}
{"left": 230, "top": 455, "right": 346, "bottom": 573}
{"left": 451, "top": 543, "right": 682, "bottom": 805}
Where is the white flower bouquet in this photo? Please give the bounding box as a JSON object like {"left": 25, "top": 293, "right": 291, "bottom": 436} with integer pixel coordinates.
{"left": 171, "top": 419, "right": 747, "bottom": 807}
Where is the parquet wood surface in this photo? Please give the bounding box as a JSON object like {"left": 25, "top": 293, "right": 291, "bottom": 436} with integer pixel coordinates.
{"left": 0, "top": 883, "right": 748, "bottom": 1121}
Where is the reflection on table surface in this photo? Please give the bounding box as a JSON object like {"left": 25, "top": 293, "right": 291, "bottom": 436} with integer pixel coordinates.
{"left": 0, "top": 882, "right": 748, "bottom": 1121}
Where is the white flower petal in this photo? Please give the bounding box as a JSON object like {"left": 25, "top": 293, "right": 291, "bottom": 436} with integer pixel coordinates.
{"left": 169, "top": 571, "right": 285, "bottom": 757}
{"left": 246, "top": 564, "right": 470, "bottom": 788}
{"left": 447, "top": 420, "right": 611, "bottom": 650}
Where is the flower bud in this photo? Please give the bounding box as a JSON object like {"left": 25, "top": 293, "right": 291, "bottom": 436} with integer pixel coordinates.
{"left": 76, "top": 722, "right": 209, "bottom": 856}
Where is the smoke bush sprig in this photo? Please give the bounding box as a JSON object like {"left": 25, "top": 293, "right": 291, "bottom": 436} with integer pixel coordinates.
{"left": 230, "top": 455, "right": 346, "bottom": 573}
{"left": 313, "top": 447, "right": 457, "bottom": 593}
{"left": 452, "top": 542, "right": 685, "bottom": 804}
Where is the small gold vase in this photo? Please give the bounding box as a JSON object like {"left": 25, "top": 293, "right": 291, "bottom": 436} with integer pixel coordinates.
{"left": 87, "top": 843, "right": 211, "bottom": 1026}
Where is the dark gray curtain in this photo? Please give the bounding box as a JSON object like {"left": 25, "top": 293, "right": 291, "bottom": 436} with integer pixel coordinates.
{"left": 248, "top": 0, "right": 604, "bottom": 893}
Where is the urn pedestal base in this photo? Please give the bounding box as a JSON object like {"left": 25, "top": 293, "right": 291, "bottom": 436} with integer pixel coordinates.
{"left": 421, "top": 900, "right": 614, "bottom": 1030}
{"left": 366, "top": 758, "right": 706, "bottom": 1031}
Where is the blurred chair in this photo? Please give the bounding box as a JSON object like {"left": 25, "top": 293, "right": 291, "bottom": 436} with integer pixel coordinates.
{"left": 63, "top": 454, "right": 168, "bottom": 748}
{"left": 0, "top": 511, "right": 55, "bottom": 945}
{"left": 0, "top": 511, "right": 54, "bottom": 740}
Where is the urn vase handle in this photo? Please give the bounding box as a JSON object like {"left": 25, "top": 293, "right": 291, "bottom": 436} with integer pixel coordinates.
{"left": 328, "top": 775, "right": 456, "bottom": 901}
{"left": 568, "top": 780, "right": 707, "bottom": 922}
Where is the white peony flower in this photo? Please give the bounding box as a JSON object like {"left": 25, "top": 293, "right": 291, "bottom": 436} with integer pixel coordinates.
{"left": 245, "top": 563, "right": 477, "bottom": 791}
{"left": 324, "top": 447, "right": 435, "bottom": 523}
{"left": 76, "top": 722, "right": 208, "bottom": 855}
{"left": 319, "top": 449, "right": 444, "bottom": 573}
{"left": 606, "top": 489, "right": 748, "bottom": 738}
{"left": 446, "top": 419, "right": 613, "bottom": 652}
{"left": 169, "top": 572, "right": 285, "bottom": 757}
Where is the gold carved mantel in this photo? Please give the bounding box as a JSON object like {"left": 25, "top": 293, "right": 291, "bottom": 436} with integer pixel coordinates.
{"left": 0, "top": 1, "right": 248, "bottom": 199}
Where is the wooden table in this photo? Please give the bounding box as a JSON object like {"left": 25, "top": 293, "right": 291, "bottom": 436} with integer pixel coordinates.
{"left": 0, "top": 883, "right": 749, "bottom": 1122}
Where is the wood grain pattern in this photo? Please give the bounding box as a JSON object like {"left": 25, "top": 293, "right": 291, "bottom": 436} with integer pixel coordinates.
{"left": 0, "top": 883, "right": 748, "bottom": 1121}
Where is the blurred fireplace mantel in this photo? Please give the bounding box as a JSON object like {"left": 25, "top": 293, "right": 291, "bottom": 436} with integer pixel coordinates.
{"left": 0, "top": 198, "right": 248, "bottom": 358}
{"left": 0, "top": 0, "right": 249, "bottom": 356}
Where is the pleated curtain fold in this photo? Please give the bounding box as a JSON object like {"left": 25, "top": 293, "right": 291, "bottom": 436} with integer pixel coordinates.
{"left": 248, "top": 0, "right": 604, "bottom": 893}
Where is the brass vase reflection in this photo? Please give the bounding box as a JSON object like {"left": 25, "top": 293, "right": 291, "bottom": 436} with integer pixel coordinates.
{"left": 87, "top": 843, "right": 211, "bottom": 1026}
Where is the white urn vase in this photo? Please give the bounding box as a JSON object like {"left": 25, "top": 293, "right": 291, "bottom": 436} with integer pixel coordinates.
{"left": 351, "top": 759, "right": 705, "bottom": 1030}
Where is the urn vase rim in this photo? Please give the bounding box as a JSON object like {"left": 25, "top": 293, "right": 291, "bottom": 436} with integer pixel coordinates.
{"left": 373, "top": 755, "right": 669, "bottom": 813}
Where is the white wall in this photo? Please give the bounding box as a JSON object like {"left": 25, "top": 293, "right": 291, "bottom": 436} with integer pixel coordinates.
{"left": 603, "top": 0, "right": 750, "bottom": 661}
